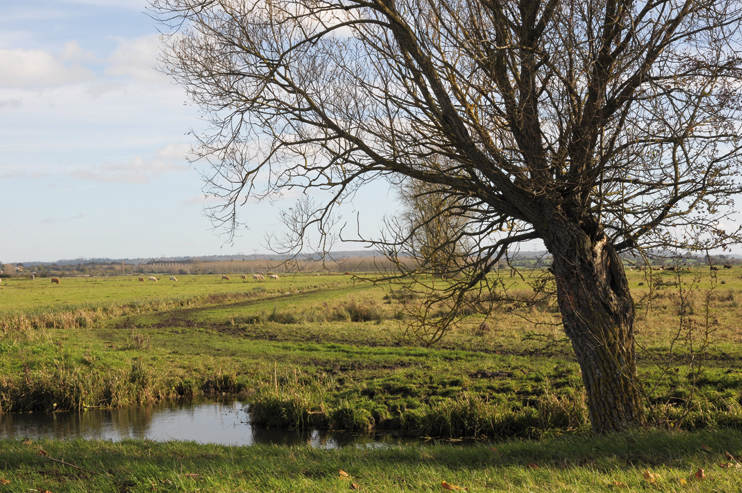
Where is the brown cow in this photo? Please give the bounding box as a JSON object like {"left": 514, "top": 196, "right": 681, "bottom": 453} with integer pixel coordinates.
{"left": 138, "top": 277, "right": 145, "bottom": 282}
{"left": 51, "top": 277, "right": 60, "bottom": 284}
{"left": 222, "top": 275, "right": 230, "bottom": 280}
{"left": 724, "top": 264, "right": 733, "bottom": 269}
{"left": 241, "top": 274, "right": 247, "bottom": 280}
{"left": 710, "top": 266, "right": 719, "bottom": 271}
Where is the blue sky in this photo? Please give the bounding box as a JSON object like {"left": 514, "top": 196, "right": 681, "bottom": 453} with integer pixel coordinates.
{"left": 0, "top": 0, "right": 398, "bottom": 263}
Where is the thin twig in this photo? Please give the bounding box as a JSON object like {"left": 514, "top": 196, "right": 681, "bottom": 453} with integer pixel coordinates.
{"left": 38, "top": 450, "right": 102, "bottom": 476}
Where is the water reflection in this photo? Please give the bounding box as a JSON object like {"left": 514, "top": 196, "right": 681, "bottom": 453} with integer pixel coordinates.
{"left": 0, "top": 401, "right": 413, "bottom": 448}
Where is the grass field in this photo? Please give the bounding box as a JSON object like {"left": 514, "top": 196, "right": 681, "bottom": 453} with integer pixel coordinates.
{"left": 1, "top": 268, "right": 742, "bottom": 491}
{"left": 1, "top": 429, "right": 741, "bottom": 492}
{"left": 1, "top": 268, "right": 740, "bottom": 438}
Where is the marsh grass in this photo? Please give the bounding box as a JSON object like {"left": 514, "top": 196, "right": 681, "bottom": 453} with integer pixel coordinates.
{"left": 1, "top": 270, "right": 741, "bottom": 439}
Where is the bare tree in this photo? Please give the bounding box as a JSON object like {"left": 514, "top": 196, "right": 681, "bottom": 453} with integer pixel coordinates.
{"left": 395, "top": 161, "right": 472, "bottom": 278}
{"left": 152, "top": 0, "right": 742, "bottom": 432}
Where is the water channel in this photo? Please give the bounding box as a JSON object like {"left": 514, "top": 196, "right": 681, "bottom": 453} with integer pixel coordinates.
{"left": 0, "top": 400, "right": 415, "bottom": 448}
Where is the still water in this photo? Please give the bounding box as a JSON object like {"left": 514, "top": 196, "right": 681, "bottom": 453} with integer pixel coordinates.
{"left": 0, "top": 401, "right": 407, "bottom": 448}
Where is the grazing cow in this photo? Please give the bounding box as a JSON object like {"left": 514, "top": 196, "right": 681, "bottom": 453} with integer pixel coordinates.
{"left": 149, "top": 276, "right": 158, "bottom": 281}
{"left": 269, "top": 274, "right": 279, "bottom": 280}
{"left": 710, "top": 266, "right": 719, "bottom": 271}
{"left": 0, "top": 278, "right": 3, "bottom": 284}
{"left": 241, "top": 274, "right": 247, "bottom": 280}
{"left": 253, "top": 274, "right": 264, "bottom": 280}
{"left": 665, "top": 266, "right": 676, "bottom": 271}
{"left": 169, "top": 276, "right": 177, "bottom": 281}
{"left": 138, "top": 277, "right": 145, "bottom": 282}
{"left": 724, "top": 265, "right": 733, "bottom": 269}
{"left": 51, "top": 277, "right": 60, "bottom": 284}
{"left": 222, "top": 275, "right": 230, "bottom": 281}
{"left": 31, "top": 274, "right": 35, "bottom": 279}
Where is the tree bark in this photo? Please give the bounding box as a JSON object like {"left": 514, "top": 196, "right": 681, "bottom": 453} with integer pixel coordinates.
{"left": 543, "top": 217, "right": 645, "bottom": 433}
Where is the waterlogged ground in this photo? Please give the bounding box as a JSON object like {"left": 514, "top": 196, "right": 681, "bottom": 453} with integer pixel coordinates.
{"left": 0, "top": 269, "right": 741, "bottom": 439}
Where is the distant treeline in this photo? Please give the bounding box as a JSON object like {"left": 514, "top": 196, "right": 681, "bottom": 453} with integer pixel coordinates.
{"left": 1, "top": 257, "right": 412, "bottom": 278}
{"left": 1, "top": 252, "right": 738, "bottom": 278}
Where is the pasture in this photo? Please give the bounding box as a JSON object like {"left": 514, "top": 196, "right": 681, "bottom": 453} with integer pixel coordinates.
{"left": 1, "top": 268, "right": 742, "bottom": 491}
{"left": 1, "top": 268, "right": 741, "bottom": 436}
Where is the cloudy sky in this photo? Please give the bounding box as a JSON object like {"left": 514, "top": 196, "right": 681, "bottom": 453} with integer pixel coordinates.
{"left": 0, "top": 0, "right": 397, "bottom": 263}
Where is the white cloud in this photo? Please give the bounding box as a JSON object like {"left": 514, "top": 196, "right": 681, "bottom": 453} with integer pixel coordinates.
{"left": 40, "top": 213, "right": 87, "bottom": 224}
{"left": 69, "top": 144, "right": 189, "bottom": 183}
{"left": 60, "top": 41, "right": 97, "bottom": 64}
{"left": 156, "top": 142, "right": 192, "bottom": 160}
{"left": 64, "top": 0, "right": 147, "bottom": 8}
{"left": 0, "top": 169, "right": 25, "bottom": 179}
{"left": 106, "top": 34, "right": 168, "bottom": 84}
{"left": 0, "top": 98, "right": 21, "bottom": 108}
{"left": 0, "top": 47, "right": 95, "bottom": 88}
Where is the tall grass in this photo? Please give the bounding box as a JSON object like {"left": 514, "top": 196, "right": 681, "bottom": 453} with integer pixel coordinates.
{"left": 0, "top": 362, "right": 248, "bottom": 413}
{"left": 0, "top": 290, "right": 283, "bottom": 336}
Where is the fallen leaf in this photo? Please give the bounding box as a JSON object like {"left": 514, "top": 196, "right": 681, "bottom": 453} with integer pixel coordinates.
{"left": 183, "top": 473, "right": 202, "bottom": 479}
{"left": 701, "top": 444, "right": 711, "bottom": 451}
{"left": 694, "top": 468, "right": 705, "bottom": 480}
{"left": 489, "top": 447, "right": 499, "bottom": 453}
{"left": 725, "top": 451, "right": 738, "bottom": 463}
{"left": 339, "top": 469, "right": 350, "bottom": 478}
{"left": 38, "top": 489, "right": 53, "bottom": 493}
{"left": 22, "top": 439, "right": 32, "bottom": 446}
{"left": 37, "top": 449, "right": 48, "bottom": 456}
{"left": 0, "top": 479, "right": 10, "bottom": 485}
{"left": 642, "top": 471, "right": 657, "bottom": 483}
{"left": 350, "top": 483, "right": 360, "bottom": 490}
{"left": 719, "top": 463, "right": 733, "bottom": 469}
{"left": 611, "top": 481, "right": 627, "bottom": 488}
{"left": 526, "top": 463, "right": 539, "bottom": 470}
{"left": 441, "top": 481, "right": 461, "bottom": 490}
{"left": 679, "top": 478, "right": 687, "bottom": 486}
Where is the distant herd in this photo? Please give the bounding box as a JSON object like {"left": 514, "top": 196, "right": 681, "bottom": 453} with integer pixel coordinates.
{"left": 125, "top": 273, "right": 281, "bottom": 282}
{"left": 629, "top": 265, "right": 733, "bottom": 271}
{"left": 28, "top": 274, "right": 284, "bottom": 285}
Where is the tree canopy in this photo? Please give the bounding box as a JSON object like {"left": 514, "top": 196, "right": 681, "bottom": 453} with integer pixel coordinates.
{"left": 152, "top": 0, "right": 742, "bottom": 432}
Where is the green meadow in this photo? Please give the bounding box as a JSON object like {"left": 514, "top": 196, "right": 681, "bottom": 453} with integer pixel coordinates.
{"left": 1, "top": 268, "right": 741, "bottom": 491}
{"left": 1, "top": 429, "right": 741, "bottom": 492}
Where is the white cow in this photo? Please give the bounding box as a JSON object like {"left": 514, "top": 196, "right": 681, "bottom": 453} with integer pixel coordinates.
{"left": 253, "top": 274, "right": 264, "bottom": 280}
{"left": 269, "top": 274, "right": 279, "bottom": 280}
{"left": 149, "top": 276, "right": 158, "bottom": 282}
{"left": 169, "top": 276, "right": 177, "bottom": 281}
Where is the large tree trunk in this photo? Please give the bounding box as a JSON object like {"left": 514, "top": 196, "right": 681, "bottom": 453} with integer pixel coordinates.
{"left": 544, "top": 218, "right": 645, "bottom": 433}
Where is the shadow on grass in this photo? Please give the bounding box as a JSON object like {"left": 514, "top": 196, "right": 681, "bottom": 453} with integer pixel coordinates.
{"left": 5, "top": 428, "right": 741, "bottom": 474}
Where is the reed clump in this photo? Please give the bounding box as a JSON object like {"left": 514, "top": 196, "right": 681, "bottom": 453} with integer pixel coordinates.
{"left": 0, "top": 363, "right": 248, "bottom": 413}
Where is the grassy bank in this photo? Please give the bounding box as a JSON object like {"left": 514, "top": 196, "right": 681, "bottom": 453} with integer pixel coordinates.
{"left": 1, "top": 429, "right": 741, "bottom": 492}
{"left": 1, "top": 270, "right": 741, "bottom": 438}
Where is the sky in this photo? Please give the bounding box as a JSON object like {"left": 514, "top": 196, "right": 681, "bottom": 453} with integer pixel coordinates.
{"left": 0, "top": 0, "right": 399, "bottom": 264}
